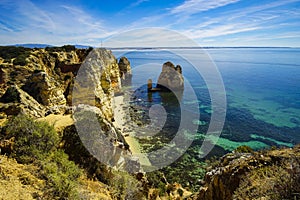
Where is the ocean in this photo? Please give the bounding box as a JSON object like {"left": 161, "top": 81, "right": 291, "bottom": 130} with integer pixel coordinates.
{"left": 112, "top": 48, "right": 300, "bottom": 155}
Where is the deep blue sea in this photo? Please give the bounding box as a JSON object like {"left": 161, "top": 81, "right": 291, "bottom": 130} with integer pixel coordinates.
{"left": 113, "top": 48, "right": 300, "bottom": 154}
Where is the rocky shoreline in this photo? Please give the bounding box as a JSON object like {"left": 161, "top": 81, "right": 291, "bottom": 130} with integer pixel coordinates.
{"left": 113, "top": 92, "right": 152, "bottom": 167}
{"left": 1, "top": 45, "right": 299, "bottom": 200}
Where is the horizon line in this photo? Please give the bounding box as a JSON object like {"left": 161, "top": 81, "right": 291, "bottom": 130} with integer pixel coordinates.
{"left": 1, "top": 44, "right": 300, "bottom": 49}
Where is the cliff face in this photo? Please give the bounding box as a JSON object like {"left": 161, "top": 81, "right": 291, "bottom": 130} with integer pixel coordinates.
{"left": 0, "top": 46, "right": 122, "bottom": 121}
{"left": 0, "top": 46, "right": 91, "bottom": 117}
{"left": 0, "top": 46, "right": 138, "bottom": 172}
{"left": 72, "top": 49, "right": 121, "bottom": 121}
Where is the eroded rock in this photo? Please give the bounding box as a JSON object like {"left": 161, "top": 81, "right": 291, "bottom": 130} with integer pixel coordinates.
{"left": 0, "top": 85, "right": 45, "bottom": 117}
{"left": 157, "top": 61, "right": 184, "bottom": 91}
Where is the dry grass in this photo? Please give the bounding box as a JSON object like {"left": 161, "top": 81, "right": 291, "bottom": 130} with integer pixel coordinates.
{"left": 0, "top": 155, "right": 113, "bottom": 200}
{"left": 37, "top": 114, "right": 74, "bottom": 132}
{"left": 234, "top": 146, "right": 300, "bottom": 200}
{"left": 0, "top": 155, "right": 45, "bottom": 199}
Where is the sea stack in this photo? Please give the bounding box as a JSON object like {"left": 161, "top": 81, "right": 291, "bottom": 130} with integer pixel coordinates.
{"left": 118, "top": 56, "right": 132, "bottom": 85}
{"left": 157, "top": 61, "right": 184, "bottom": 91}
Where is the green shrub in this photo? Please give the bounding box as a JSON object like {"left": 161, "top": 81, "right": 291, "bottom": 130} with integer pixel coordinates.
{"left": 146, "top": 171, "right": 168, "bottom": 196}
{"left": 41, "top": 150, "right": 82, "bottom": 199}
{"left": 63, "top": 45, "right": 76, "bottom": 52}
{"left": 2, "top": 114, "right": 59, "bottom": 163}
{"left": 45, "top": 45, "right": 76, "bottom": 53}
{"left": 158, "top": 182, "right": 166, "bottom": 196}
{"left": 13, "top": 54, "right": 28, "bottom": 65}
{"left": 177, "top": 188, "right": 184, "bottom": 197}
{"left": 0, "top": 86, "right": 20, "bottom": 103}
{"left": 109, "top": 170, "right": 145, "bottom": 200}
{"left": 0, "top": 46, "right": 31, "bottom": 65}
{"left": 64, "top": 75, "right": 71, "bottom": 81}
{"left": 0, "top": 46, "right": 31, "bottom": 60}
{"left": 235, "top": 145, "right": 254, "bottom": 153}
{"left": 1, "top": 114, "right": 83, "bottom": 199}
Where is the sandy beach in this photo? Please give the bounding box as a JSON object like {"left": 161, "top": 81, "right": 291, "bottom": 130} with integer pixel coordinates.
{"left": 113, "top": 95, "right": 152, "bottom": 167}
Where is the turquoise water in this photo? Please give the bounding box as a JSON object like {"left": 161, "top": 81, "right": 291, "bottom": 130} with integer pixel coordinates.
{"left": 113, "top": 48, "right": 300, "bottom": 152}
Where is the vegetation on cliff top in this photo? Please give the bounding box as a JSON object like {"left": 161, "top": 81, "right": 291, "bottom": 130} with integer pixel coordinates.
{"left": 0, "top": 115, "right": 82, "bottom": 199}
{"left": 0, "top": 46, "right": 32, "bottom": 65}
{"left": 0, "top": 114, "right": 148, "bottom": 199}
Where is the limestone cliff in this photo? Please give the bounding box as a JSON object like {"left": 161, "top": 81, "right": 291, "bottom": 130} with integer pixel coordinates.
{"left": 0, "top": 85, "right": 44, "bottom": 118}
{"left": 72, "top": 48, "right": 121, "bottom": 121}
{"left": 0, "top": 46, "right": 139, "bottom": 172}
{"left": 0, "top": 46, "right": 124, "bottom": 120}
{"left": 0, "top": 46, "right": 91, "bottom": 116}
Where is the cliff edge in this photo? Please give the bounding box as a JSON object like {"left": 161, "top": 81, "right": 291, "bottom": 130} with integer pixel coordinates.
{"left": 195, "top": 145, "right": 300, "bottom": 200}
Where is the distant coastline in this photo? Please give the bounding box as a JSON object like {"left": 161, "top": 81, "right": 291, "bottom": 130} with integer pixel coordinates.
{"left": 1, "top": 43, "right": 298, "bottom": 50}
{"left": 107, "top": 46, "right": 296, "bottom": 50}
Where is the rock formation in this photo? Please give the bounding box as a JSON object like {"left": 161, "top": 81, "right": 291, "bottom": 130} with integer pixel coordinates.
{"left": 157, "top": 61, "right": 184, "bottom": 91}
{"left": 0, "top": 46, "right": 128, "bottom": 119}
{"left": 0, "top": 46, "right": 88, "bottom": 113}
{"left": 0, "top": 46, "right": 138, "bottom": 172}
{"left": 22, "top": 71, "right": 66, "bottom": 107}
{"left": 118, "top": 56, "right": 131, "bottom": 77}
{"left": 72, "top": 48, "right": 122, "bottom": 121}
{"left": 195, "top": 145, "right": 300, "bottom": 200}
{"left": 0, "top": 85, "right": 45, "bottom": 117}
{"left": 118, "top": 56, "right": 132, "bottom": 85}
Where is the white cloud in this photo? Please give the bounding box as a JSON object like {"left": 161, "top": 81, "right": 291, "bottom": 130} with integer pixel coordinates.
{"left": 0, "top": 0, "right": 55, "bottom": 31}
{"left": 0, "top": 0, "right": 113, "bottom": 46}
{"left": 224, "top": 0, "right": 300, "bottom": 20}
{"left": 183, "top": 24, "right": 261, "bottom": 39}
{"left": 0, "top": 0, "right": 299, "bottom": 47}
{"left": 129, "top": 0, "right": 149, "bottom": 8}
{"left": 174, "top": 0, "right": 300, "bottom": 43}
{"left": 171, "top": 0, "right": 240, "bottom": 15}
{"left": 103, "top": 28, "right": 199, "bottom": 47}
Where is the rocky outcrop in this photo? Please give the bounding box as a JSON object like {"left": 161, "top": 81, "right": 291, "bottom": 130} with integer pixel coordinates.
{"left": 0, "top": 46, "right": 129, "bottom": 118}
{"left": 0, "top": 85, "right": 45, "bottom": 117}
{"left": 195, "top": 145, "right": 300, "bottom": 200}
{"left": 118, "top": 57, "right": 131, "bottom": 76}
{"left": 0, "top": 68, "right": 5, "bottom": 84}
{"left": 118, "top": 57, "right": 132, "bottom": 85}
{"left": 71, "top": 49, "right": 141, "bottom": 172}
{"left": 0, "top": 46, "right": 138, "bottom": 172}
{"left": 157, "top": 61, "right": 184, "bottom": 91}
{"left": 22, "top": 71, "right": 66, "bottom": 107}
{"left": 72, "top": 48, "right": 122, "bottom": 121}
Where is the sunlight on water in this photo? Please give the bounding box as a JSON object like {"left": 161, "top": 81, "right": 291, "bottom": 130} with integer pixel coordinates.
{"left": 113, "top": 48, "right": 300, "bottom": 152}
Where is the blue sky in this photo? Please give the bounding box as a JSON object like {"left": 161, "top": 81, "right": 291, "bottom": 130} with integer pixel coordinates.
{"left": 0, "top": 0, "right": 300, "bottom": 47}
